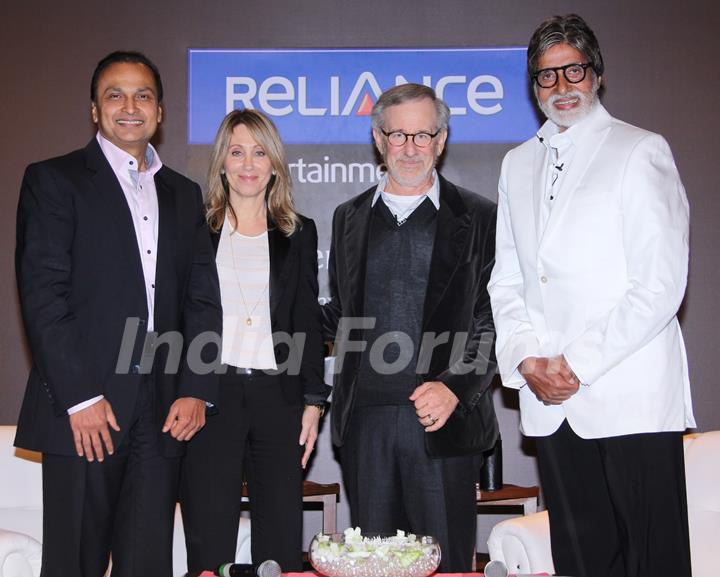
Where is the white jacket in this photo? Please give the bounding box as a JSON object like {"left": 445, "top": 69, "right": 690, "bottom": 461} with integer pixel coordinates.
{"left": 488, "top": 103, "right": 695, "bottom": 438}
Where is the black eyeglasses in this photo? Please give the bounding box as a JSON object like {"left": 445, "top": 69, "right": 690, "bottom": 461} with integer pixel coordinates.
{"left": 533, "top": 63, "right": 593, "bottom": 88}
{"left": 380, "top": 129, "right": 440, "bottom": 147}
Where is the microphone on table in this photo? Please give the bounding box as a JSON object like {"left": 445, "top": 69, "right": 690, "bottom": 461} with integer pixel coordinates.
{"left": 484, "top": 559, "right": 567, "bottom": 577}
{"left": 484, "top": 559, "right": 509, "bottom": 577}
{"left": 215, "top": 559, "right": 281, "bottom": 577}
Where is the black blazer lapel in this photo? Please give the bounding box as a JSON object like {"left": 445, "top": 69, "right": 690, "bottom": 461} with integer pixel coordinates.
{"left": 422, "top": 176, "right": 472, "bottom": 328}
{"left": 84, "top": 139, "right": 147, "bottom": 312}
{"left": 154, "top": 169, "right": 178, "bottom": 326}
{"left": 343, "top": 190, "right": 374, "bottom": 317}
{"left": 267, "top": 221, "right": 290, "bottom": 318}
{"left": 210, "top": 229, "right": 221, "bottom": 253}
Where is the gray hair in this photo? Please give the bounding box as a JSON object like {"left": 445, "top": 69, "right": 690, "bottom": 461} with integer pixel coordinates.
{"left": 527, "top": 14, "right": 604, "bottom": 78}
{"left": 371, "top": 83, "right": 450, "bottom": 133}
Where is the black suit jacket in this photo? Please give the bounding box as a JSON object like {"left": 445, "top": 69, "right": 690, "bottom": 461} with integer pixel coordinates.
{"left": 210, "top": 216, "right": 330, "bottom": 405}
{"left": 15, "top": 139, "right": 222, "bottom": 457}
{"left": 323, "top": 174, "right": 499, "bottom": 457}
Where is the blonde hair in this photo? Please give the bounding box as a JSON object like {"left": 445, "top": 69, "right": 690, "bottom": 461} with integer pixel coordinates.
{"left": 205, "top": 109, "right": 300, "bottom": 236}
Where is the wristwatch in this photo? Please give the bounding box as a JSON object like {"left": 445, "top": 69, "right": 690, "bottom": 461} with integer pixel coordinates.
{"left": 305, "top": 403, "right": 326, "bottom": 417}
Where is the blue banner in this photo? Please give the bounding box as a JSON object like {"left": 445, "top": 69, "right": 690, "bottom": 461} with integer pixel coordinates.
{"left": 188, "top": 48, "right": 539, "bottom": 145}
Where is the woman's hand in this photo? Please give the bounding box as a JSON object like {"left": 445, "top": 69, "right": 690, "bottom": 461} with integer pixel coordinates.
{"left": 299, "top": 405, "right": 323, "bottom": 469}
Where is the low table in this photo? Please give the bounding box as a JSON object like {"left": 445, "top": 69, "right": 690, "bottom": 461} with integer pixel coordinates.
{"left": 241, "top": 480, "right": 340, "bottom": 534}
{"left": 473, "top": 483, "right": 539, "bottom": 572}
{"left": 476, "top": 483, "right": 539, "bottom": 515}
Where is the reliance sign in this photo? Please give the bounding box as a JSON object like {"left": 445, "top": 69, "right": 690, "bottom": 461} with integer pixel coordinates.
{"left": 188, "top": 48, "right": 539, "bottom": 144}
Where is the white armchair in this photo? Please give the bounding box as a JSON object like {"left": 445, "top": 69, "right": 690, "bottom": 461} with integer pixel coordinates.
{"left": 0, "top": 425, "right": 251, "bottom": 577}
{"left": 487, "top": 431, "right": 720, "bottom": 577}
{"left": 0, "top": 426, "right": 43, "bottom": 577}
{"left": 0, "top": 530, "right": 41, "bottom": 577}
{"left": 487, "top": 509, "right": 554, "bottom": 574}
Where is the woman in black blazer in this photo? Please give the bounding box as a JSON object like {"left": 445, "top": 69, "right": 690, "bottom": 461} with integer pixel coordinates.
{"left": 180, "top": 109, "right": 329, "bottom": 572}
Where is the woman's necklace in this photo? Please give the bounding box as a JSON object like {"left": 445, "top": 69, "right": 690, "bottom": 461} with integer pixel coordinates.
{"left": 228, "top": 229, "right": 269, "bottom": 326}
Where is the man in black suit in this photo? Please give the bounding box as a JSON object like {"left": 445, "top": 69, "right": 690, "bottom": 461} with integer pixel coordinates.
{"left": 323, "top": 83, "right": 498, "bottom": 572}
{"left": 14, "top": 51, "right": 222, "bottom": 576}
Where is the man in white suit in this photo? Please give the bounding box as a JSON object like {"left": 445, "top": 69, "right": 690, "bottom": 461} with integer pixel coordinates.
{"left": 488, "top": 14, "right": 695, "bottom": 577}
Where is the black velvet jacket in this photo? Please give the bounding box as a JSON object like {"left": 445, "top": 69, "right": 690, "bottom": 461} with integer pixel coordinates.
{"left": 323, "top": 174, "right": 499, "bottom": 457}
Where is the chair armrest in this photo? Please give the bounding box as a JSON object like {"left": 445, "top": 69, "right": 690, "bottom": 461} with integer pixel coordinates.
{"left": 0, "top": 529, "right": 42, "bottom": 577}
{"left": 487, "top": 510, "right": 555, "bottom": 575}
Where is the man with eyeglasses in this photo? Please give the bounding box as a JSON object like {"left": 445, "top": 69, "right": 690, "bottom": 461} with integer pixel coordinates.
{"left": 322, "top": 83, "right": 498, "bottom": 572}
{"left": 488, "top": 14, "right": 693, "bottom": 577}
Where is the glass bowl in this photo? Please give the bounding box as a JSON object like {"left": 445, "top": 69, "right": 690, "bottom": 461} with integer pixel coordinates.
{"left": 309, "top": 530, "right": 441, "bottom": 577}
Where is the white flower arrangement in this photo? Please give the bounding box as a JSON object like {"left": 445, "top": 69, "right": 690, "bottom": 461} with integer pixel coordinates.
{"left": 309, "top": 528, "right": 441, "bottom": 577}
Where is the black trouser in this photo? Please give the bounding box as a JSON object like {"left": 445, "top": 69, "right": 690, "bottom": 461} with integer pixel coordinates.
{"left": 180, "top": 369, "right": 304, "bottom": 572}
{"left": 536, "top": 420, "right": 692, "bottom": 577}
{"left": 41, "top": 374, "right": 180, "bottom": 577}
{"left": 341, "top": 404, "right": 477, "bottom": 572}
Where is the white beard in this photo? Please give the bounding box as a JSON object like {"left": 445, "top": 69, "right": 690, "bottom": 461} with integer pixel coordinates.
{"left": 383, "top": 146, "right": 440, "bottom": 191}
{"left": 386, "top": 163, "right": 434, "bottom": 189}
{"left": 538, "top": 77, "right": 600, "bottom": 129}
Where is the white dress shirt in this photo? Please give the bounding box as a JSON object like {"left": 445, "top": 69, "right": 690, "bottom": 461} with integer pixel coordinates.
{"left": 67, "top": 134, "right": 162, "bottom": 415}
